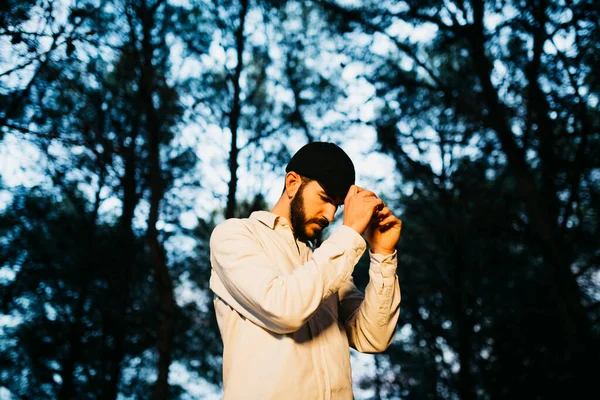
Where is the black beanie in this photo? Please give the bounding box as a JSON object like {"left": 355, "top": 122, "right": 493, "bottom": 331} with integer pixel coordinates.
{"left": 285, "top": 142, "right": 355, "bottom": 199}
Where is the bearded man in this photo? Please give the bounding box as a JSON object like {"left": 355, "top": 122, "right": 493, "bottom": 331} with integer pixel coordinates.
{"left": 209, "top": 142, "right": 402, "bottom": 399}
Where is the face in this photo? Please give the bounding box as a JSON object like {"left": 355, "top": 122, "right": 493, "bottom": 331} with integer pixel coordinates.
{"left": 290, "top": 179, "right": 341, "bottom": 242}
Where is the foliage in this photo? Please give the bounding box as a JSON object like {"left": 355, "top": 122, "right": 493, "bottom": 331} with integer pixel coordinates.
{"left": 1, "top": 0, "right": 598, "bottom": 399}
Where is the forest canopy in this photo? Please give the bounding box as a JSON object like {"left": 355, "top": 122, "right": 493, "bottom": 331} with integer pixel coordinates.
{"left": 1, "top": 0, "right": 598, "bottom": 398}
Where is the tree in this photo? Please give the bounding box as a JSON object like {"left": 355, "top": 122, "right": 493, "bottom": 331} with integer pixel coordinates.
{"left": 1, "top": 0, "right": 220, "bottom": 398}
{"left": 319, "top": 0, "right": 599, "bottom": 397}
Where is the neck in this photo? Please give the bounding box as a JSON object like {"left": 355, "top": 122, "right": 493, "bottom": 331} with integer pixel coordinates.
{"left": 270, "top": 195, "right": 291, "bottom": 224}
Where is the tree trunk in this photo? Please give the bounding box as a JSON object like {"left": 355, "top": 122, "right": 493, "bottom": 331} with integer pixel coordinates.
{"left": 437, "top": 143, "right": 477, "bottom": 400}
{"left": 225, "top": 0, "right": 249, "bottom": 219}
{"left": 137, "top": 2, "right": 177, "bottom": 398}
{"left": 59, "top": 163, "right": 106, "bottom": 399}
{"left": 102, "top": 97, "right": 140, "bottom": 397}
{"left": 467, "top": 0, "right": 597, "bottom": 373}
{"left": 454, "top": 251, "right": 475, "bottom": 400}
{"left": 285, "top": 50, "right": 314, "bottom": 144}
{"left": 373, "top": 355, "right": 382, "bottom": 400}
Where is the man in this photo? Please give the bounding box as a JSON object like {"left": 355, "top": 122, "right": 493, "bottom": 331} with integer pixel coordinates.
{"left": 209, "top": 142, "right": 402, "bottom": 399}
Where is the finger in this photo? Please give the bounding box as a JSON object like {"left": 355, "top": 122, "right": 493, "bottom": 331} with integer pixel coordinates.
{"left": 372, "top": 198, "right": 384, "bottom": 212}
{"left": 345, "top": 185, "right": 360, "bottom": 200}
{"left": 376, "top": 207, "right": 392, "bottom": 220}
{"left": 378, "top": 214, "right": 399, "bottom": 227}
{"left": 360, "top": 190, "right": 377, "bottom": 198}
{"left": 381, "top": 219, "right": 402, "bottom": 234}
{"left": 363, "top": 198, "right": 383, "bottom": 222}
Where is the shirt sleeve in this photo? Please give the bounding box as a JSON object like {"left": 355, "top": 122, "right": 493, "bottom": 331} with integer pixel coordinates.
{"left": 209, "top": 219, "right": 366, "bottom": 334}
{"left": 339, "top": 250, "right": 401, "bottom": 353}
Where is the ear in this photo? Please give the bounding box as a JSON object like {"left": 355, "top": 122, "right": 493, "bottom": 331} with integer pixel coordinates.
{"left": 284, "top": 172, "right": 302, "bottom": 199}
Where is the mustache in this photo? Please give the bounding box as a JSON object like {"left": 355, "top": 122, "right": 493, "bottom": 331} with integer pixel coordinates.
{"left": 309, "top": 218, "right": 329, "bottom": 229}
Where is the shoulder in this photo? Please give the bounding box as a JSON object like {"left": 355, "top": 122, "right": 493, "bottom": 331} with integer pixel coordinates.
{"left": 210, "top": 217, "right": 262, "bottom": 245}
{"left": 211, "top": 217, "right": 250, "bottom": 237}
{"left": 211, "top": 210, "right": 280, "bottom": 244}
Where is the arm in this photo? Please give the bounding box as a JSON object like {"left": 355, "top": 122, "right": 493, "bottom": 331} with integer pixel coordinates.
{"left": 339, "top": 251, "right": 401, "bottom": 353}
{"left": 341, "top": 197, "right": 403, "bottom": 352}
{"left": 209, "top": 219, "right": 366, "bottom": 334}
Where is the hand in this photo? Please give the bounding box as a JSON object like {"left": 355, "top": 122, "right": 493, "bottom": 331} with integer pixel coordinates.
{"left": 365, "top": 204, "right": 402, "bottom": 255}
{"left": 343, "top": 185, "right": 384, "bottom": 235}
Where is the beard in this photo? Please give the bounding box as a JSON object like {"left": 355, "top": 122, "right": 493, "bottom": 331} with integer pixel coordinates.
{"left": 290, "top": 182, "right": 329, "bottom": 243}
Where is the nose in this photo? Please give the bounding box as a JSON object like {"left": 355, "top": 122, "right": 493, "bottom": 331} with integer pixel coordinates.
{"left": 323, "top": 204, "right": 337, "bottom": 223}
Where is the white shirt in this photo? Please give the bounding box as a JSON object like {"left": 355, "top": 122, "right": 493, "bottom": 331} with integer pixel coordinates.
{"left": 209, "top": 211, "right": 401, "bottom": 399}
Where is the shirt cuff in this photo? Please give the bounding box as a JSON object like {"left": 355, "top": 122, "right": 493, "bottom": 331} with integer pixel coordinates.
{"left": 369, "top": 249, "right": 398, "bottom": 278}
{"left": 328, "top": 225, "right": 367, "bottom": 255}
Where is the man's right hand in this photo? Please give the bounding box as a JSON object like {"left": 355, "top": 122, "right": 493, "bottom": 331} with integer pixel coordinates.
{"left": 343, "top": 185, "right": 384, "bottom": 235}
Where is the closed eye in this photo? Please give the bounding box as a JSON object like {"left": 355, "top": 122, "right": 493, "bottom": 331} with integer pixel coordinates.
{"left": 321, "top": 195, "right": 334, "bottom": 204}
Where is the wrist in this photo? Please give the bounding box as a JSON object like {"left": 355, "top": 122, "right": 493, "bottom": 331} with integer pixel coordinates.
{"left": 343, "top": 222, "right": 366, "bottom": 235}
{"left": 370, "top": 246, "right": 395, "bottom": 255}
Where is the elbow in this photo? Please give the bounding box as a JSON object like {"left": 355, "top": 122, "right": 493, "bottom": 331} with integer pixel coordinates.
{"left": 261, "top": 313, "right": 308, "bottom": 334}
{"left": 268, "top": 318, "right": 306, "bottom": 334}
{"left": 258, "top": 280, "right": 316, "bottom": 334}
{"left": 373, "top": 339, "right": 394, "bottom": 353}
{"left": 370, "top": 336, "right": 394, "bottom": 353}
{"left": 354, "top": 340, "right": 392, "bottom": 354}
{"left": 347, "top": 320, "right": 397, "bottom": 353}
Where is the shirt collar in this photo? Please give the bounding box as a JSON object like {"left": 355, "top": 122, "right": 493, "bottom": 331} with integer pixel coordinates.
{"left": 249, "top": 211, "right": 316, "bottom": 250}
{"left": 249, "top": 211, "right": 287, "bottom": 230}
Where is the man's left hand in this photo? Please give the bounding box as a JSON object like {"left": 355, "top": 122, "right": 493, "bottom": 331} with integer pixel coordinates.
{"left": 365, "top": 205, "right": 402, "bottom": 255}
